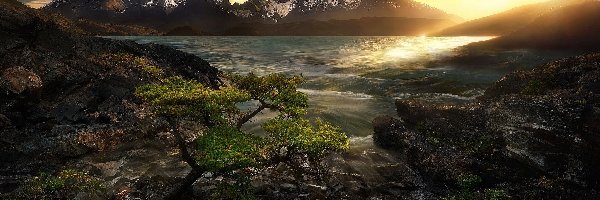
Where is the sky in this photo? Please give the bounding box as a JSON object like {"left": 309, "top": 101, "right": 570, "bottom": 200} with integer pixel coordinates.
{"left": 19, "top": 0, "right": 48, "bottom": 8}
{"left": 414, "top": 0, "right": 549, "bottom": 20}
{"left": 19, "top": 0, "right": 550, "bottom": 19}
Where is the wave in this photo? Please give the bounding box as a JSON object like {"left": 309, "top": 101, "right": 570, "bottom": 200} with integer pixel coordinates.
{"left": 298, "top": 88, "right": 374, "bottom": 99}
{"left": 393, "top": 92, "right": 481, "bottom": 102}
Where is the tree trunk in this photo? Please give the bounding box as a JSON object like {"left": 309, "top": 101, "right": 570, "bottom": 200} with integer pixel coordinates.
{"left": 163, "top": 118, "right": 205, "bottom": 199}
{"left": 163, "top": 168, "right": 205, "bottom": 200}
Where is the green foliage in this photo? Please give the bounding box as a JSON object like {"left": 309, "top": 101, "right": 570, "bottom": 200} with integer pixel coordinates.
{"left": 96, "top": 53, "right": 164, "bottom": 77}
{"left": 444, "top": 174, "right": 510, "bottom": 200}
{"left": 136, "top": 73, "right": 349, "bottom": 187}
{"left": 10, "top": 170, "right": 104, "bottom": 199}
{"left": 135, "top": 76, "right": 250, "bottom": 124}
{"left": 484, "top": 189, "right": 510, "bottom": 200}
{"left": 211, "top": 175, "right": 255, "bottom": 200}
{"left": 142, "top": 65, "right": 165, "bottom": 77}
{"left": 196, "top": 126, "right": 264, "bottom": 172}
{"left": 229, "top": 73, "right": 308, "bottom": 117}
{"left": 458, "top": 174, "right": 482, "bottom": 190}
{"left": 263, "top": 117, "right": 349, "bottom": 157}
{"left": 522, "top": 79, "right": 545, "bottom": 95}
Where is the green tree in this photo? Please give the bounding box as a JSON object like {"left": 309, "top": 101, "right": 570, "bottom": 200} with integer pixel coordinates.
{"left": 135, "top": 73, "right": 349, "bottom": 199}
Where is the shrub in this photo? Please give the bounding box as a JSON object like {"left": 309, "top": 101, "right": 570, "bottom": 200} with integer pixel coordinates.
{"left": 135, "top": 73, "right": 349, "bottom": 199}
{"left": 9, "top": 170, "right": 104, "bottom": 199}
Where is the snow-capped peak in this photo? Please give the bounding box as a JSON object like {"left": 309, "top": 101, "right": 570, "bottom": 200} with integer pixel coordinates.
{"left": 144, "top": 0, "right": 186, "bottom": 9}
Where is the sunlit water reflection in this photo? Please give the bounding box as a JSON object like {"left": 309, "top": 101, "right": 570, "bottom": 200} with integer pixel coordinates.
{"left": 112, "top": 36, "right": 496, "bottom": 136}
{"left": 107, "top": 36, "right": 552, "bottom": 190}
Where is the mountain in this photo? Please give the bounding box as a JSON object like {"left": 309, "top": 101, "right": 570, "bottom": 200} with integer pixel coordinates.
{"left": 2, "top": 0, "right": 160, "bottom": 35}
{"left": 436, "top": 0, "right": 590, "bottom": 36}
{"left": 44, "top": 0, "right": 239, "bottom": 31}
{"left": 43, "top": 0, "right": 461, "bottom": 35}
{"left": 277, "top": 0, "right": 462, "bottom": 23}
{"left": 223, "top": 17, "right": 454, "bottom": 36}
{"left": 475, "top": 1, "right": 600, "bottom": 50}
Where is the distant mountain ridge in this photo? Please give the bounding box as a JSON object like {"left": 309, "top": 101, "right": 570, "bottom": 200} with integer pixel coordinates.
{"left": 223, "top": 17, "right": 454, "bottom": 36}
{"left": 278, "top": 0, "right": 461, "bottom": 22}
{"left": 43, "top": 0, "right": 461, "bottom": 35}
{"left": 436, "top": 0, "right": 591, "bottom": 36}
{"left": 475, "top": 1, "right": 600, "bottom": 50}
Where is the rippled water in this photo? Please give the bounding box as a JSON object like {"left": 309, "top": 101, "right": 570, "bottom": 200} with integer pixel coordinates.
{"left": 112, "top": 36, "right": 502, "bottom": 137}
{"left": 105, "top": 36, "right": 574, "bottom": 192}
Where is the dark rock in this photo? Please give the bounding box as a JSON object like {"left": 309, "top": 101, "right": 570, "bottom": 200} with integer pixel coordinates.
{"left": 0, "top": 113, "right": 10, "bottom": 127}
{"left": 372, "top": 116, "right": 407, "bottom": 149}
{"left": 373, "top": 52, "right": 600, "bottom": 198}
{"left": 0, "top": 66, "right": 42, "bottom": 95}
{"left": 0, "top": 0, "right": 219, "bottom": 195}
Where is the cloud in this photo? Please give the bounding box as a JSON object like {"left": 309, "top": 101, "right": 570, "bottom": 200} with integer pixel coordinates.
{"left": 18, "top": 0, "right": 52, "bottom": 8}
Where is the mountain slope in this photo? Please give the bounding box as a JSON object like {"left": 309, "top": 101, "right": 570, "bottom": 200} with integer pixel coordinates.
{"left": 476, "top": 1, "right": 600, "bottom": 49}
{"left": 44, "top": 0, "right": 460, "bottom": 35}
{"left": 279, "top": 0, "right": 461, "bottom": 22}
{"left": 223, "top": 17, "right": 454, "bottom": 36}
{"left": 436, "top": 0, "right": 590, "bottom": 36}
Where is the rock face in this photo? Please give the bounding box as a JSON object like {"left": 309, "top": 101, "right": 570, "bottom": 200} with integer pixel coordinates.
{"left": 373, "top": 53, "right": 600, "bottom": 198}
{"left": 0, "top": 0, "right": 219, "bottom": 194}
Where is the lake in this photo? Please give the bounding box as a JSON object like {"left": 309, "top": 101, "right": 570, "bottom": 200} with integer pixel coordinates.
{"left": 105, "top": 36, "right": 580, "bottom": 189}
{"left": 110, "top": 36, "right": 506, "bottom": 136}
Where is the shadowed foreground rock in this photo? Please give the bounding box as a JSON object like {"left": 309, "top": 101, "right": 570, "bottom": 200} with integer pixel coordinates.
{"left": 0, "top": 0, "right": 218, "bottom": 197}
{"left": 374, "top": 53, "right": 600, "bottom": 199}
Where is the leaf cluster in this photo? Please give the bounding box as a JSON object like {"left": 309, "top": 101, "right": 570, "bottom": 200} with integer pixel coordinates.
{"left": 196, "top": 125, "right": 264, "bottom": 172}
{"left": 136, "top": 73, "right": 348, "bottom": 173}
{"left": 95, "top": 53, "right": 164, "bottom": 77}
{"left": 135, "top": 76, "right": 250, "bottom": 124}
{"left": 263, "top": 117, "right": 349, "bottom": 157}
{"left": 444, "top": 174, "right": 510, "bottom": 200}
{"left": 229, "top": 73, "right": 308, "bottom": 117}
{"left": 9, "top": 170, "right": 104, "bottom": 199}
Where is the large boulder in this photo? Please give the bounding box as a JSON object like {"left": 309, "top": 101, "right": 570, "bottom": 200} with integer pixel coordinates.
{"left": 373, "top": 53, "right": 600, "bottom": 198}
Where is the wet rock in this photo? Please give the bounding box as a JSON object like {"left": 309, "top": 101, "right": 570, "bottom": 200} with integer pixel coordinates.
{"left": 486, "top": 94, "right": 587, "bottom": 176}
{"left": 281, "top": 183, "right": 297, "bottom": 189}
{"left": 372, "top": 116, "right": 407, "bottom": 149}
{"left": 373, "top": 53, "right": 600, "bottom": 198}
{"left": 0, "top": 0, "right": 220, "bottom": 196}
{"left": 0, "top": 66, "right": 42, "bottom": 95}
{"left": 0, "top": 113, "right": 10, "bottom": 127}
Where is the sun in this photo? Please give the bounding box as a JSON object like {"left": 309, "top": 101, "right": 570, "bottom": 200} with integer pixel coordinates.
{"left": 414, "top": 0, "right": 549, "bottom": 20}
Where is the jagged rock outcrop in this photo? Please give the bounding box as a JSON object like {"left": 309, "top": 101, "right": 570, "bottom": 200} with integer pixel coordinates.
{"left": 0, "top": 0, "right": 219, "bottom": 194}
{"left": 373, "top": 53, "right": 600, "bottom": 198}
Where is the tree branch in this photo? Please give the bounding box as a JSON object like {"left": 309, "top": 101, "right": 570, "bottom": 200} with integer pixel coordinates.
{"left": 236, "top": 100, "right": 278, "bottom": 129}
{"left": 173, "top": 129, "right": 201, "bottom": 170}
{"left": 167, "top": 118, "right": 201, "bottom": 170}
{"left": 163, "top": 118, "right": 206, "bottom": 200}
{"left": 164, "top": 168, "right": 204, "bottom": 200}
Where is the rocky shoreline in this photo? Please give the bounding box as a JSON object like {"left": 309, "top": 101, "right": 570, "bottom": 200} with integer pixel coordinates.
{"left": 373, "top": 53, "right": 600, "bottom": 199}
{"left": 0, "top": 0, "right": 217, "bottom": 196}
{"left": 2, "top": 0, "right": 600, "bottom": 199}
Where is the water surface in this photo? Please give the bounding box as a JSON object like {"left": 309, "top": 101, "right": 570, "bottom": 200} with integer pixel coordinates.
{"left": 106, "top": 36, "right": 579, "bottom": 191}
{"left": 113, "top": 36, "right": 502, "bottom": 137}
